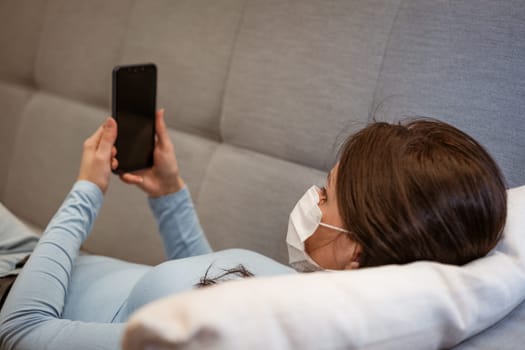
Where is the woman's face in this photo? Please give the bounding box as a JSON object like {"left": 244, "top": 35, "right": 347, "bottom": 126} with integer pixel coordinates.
{"left": 304, "top": 164, "right": 361, "bottom": 270}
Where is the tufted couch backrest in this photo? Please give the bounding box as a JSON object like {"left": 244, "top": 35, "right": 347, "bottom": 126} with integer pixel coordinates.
{"left": 0, "top": 0, "right": 524, "bottom": 266}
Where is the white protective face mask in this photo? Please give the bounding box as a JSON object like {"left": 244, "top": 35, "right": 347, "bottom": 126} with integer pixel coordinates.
{"left": 286, "top": 185, "right": 350, "bottom": 272}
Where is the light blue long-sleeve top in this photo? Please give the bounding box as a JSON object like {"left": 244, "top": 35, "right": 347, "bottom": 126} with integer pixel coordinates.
{"left": 0, "top": 181, "right": 294, "bottom": 350}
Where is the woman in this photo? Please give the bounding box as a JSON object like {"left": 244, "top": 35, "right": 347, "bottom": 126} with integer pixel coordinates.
{"left": 0, "top": 110, "right": 507, "bottom": 349}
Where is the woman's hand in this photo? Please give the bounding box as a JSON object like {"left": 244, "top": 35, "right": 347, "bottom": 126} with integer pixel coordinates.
{"left": 119, "top": 109, "right": 185, "bottom": 197}
{"left": 77, "top": 117, "right": 118, "bottom": 193}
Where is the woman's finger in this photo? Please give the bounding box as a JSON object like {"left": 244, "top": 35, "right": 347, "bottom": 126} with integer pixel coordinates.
{"left": 111, "top": 157, "right": 119, "bottom": 171}
{"left": 155, "top": 109, "right": 170, "bottom": 147}
{"left": 83, "top": 125, "right": 104, "bottom": 151}
{"left": 120, "top": 173, "right": 145, "bottom": 186}
{"left": 97, "top": 117, "right": 117, "bottom": 156}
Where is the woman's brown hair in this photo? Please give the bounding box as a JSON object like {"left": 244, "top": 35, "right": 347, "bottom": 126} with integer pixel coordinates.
{"left": 336, "top": 119, "right": 507, "bottom": 267}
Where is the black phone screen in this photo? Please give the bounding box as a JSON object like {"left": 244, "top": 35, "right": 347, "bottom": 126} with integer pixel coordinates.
{"left": 112, "top": 63, "right": 156, "bottom": 173}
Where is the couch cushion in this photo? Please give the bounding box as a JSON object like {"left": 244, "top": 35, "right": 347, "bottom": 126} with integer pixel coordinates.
{"left": 34, "top": 0, "right": 132, "bottom": 108}
{"left": 454, "top": 299, "right": 525, "bottom": 349}
{"left": 197, "top": 144, "right": 324, "bottom": 263}
{"left": 167, "top": 130, "right": 219, "bottom": 205}
{"left": 372, "top": 0, "right": 525, "bottom": 187}
{"left": 0, "top": 82, "right": 34, "bottom": 199}
{"left": 0, "top": 0, "right": 47, "bottom": 85}
{"left": 221, "top": 0, "right": 402, "bottom": 171}
{"left": 119, "top": 0, "right": 245, "bottom": 139}
{"left": 3, "top": 92, "right": 103, "bottom": 228}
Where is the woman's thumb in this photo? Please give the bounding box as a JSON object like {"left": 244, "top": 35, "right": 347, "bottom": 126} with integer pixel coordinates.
{"left": 98, "top": 117, "right": 118, "bottom": 154}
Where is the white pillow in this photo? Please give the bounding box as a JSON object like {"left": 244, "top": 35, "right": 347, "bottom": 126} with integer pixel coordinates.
{"left": 121, "top": 185, "right": 525, "bottom": 350}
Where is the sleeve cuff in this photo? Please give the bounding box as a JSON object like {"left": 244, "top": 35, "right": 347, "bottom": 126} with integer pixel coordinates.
{"left": 148, "top": 187, "right": 191, "bottom": 217}
{"left": 72, "top": 180, "right": 104, "bottom": 209}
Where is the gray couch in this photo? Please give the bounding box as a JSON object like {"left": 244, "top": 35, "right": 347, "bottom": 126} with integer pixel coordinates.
{"left": 0, "top": 0, "right": 524, "bottom": 348}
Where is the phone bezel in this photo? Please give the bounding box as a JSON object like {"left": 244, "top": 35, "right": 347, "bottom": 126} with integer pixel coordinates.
{"left": 111, "top": 63, "right": 157, "bottom": 174}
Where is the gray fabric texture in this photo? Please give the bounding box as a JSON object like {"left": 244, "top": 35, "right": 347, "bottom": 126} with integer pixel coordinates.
{"left": 3, "top": 92, "right": 103, "bottom": 228}
{"left": 120, "top": 0, "right": 245, "bottom": 139}
{"left": 35, "top": 0, "right": 132, "bottom": 108}
{"left": 197, "top": 144, "right": 325, "bottom": 262}
{"left": 0, "top": 0, "right": 47, "bottom": 86}
{"left": 0, "top": 82, "right": 34, "bottom": 199}
{"left": 0, "top": 202, "right": 38, "bottom": 277}
{"left": 86, "top": 179, "right": 164, "bottom": 265}
{"left": 167, "top": 129, "right": 219, "bottom": 204}
{"left": 372, "top": 0, "right": 525, "bottom": 187}
{"left": 221, "top": 0, "right": 403, "bottom": 171}
{"left": 455, "top": 299, "right": 525, "bottom": 349}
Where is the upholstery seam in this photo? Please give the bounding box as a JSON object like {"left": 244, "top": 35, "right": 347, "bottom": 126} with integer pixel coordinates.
{"left": 369, "top": 0, "right": 406, "bottom": 122}
{"left": 1, "top": 87, "right": 38, "bottom": 211}
{"left": 211, "top": 0, "right": 325, "bottom": 173}
{"left": 194, "top": 142, "right": 222, "bottom": 208}
{"left": 216, "top": 0, "right": 249, "bottom": 144}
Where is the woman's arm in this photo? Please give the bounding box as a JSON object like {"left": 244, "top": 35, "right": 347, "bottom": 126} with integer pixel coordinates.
{"left": 0, "top": 118, "right": 123, "bottom": 350}
{"left": 118, "top": 109, "right": 212, "bottom": 259}
{"left": 0, "top": 181, "right": 124, "bottom": 350}
{"left": 149, "top": 187, "right": 212, "bottom": 260}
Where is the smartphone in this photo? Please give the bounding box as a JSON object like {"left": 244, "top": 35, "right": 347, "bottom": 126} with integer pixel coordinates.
{"left": 112, "top": 63, "right": 157, "bottom": 173}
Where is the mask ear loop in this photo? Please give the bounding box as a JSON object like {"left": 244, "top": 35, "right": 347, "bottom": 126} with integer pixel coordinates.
{"left": 318, "top": 222, "right": 350, "bottom": 233}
